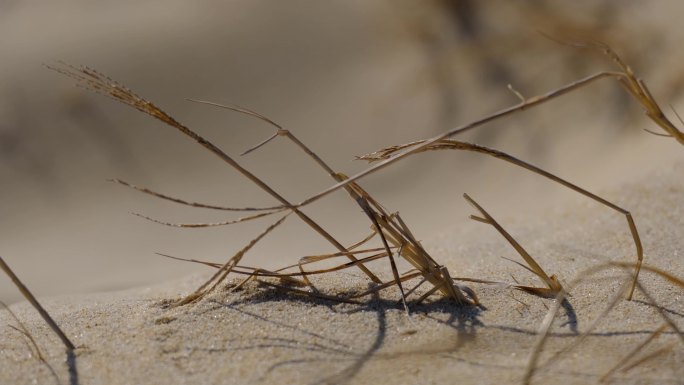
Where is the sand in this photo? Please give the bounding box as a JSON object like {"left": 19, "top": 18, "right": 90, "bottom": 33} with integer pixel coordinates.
{"left": 1, "top": 161, "right": 683, "bottom": 385}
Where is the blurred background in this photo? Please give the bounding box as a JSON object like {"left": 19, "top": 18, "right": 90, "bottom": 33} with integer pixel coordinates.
{"left": 1, "top": 0, "right": 683, "bottom": 303}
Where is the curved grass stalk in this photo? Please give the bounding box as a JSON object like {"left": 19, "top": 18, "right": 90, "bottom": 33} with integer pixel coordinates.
{"left": 132, "top": 209, "right": 286, "bottom": 228}
{"left": 361, "top": 140, "right": 641, "bottom": 298}
{"left": 111, "top": 179, "right": 284, "bottom": 211}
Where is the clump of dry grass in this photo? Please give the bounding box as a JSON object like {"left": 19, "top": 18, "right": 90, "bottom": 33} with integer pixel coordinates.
{"left": 354, "top": 40, "right": 684, "bottom": 301}
{"left": 47, "top": 63, "right": 481, "bottom": 311}
{"left": 0, "top": 38, "right": 667, "bottom": 385}
{"left": 47, "top": 40, "right": 684, "bottom": 314}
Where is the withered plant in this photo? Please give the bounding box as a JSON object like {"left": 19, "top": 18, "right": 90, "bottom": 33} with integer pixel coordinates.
{"left": 48, "top": 40, "right": 684, "bottom": 313}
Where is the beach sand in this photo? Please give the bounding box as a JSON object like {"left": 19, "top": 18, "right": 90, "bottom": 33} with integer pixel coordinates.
{"left": 1, "top": 161, "right": 682, "bottom": 385}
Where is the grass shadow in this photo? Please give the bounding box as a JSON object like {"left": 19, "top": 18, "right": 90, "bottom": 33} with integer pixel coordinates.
{"left": 202, "top": 283, "right": 484, "bottom": 385}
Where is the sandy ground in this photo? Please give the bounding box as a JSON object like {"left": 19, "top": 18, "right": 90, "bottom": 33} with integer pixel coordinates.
{"left": 1, "top": 161, "right": 682, "bottom": 385}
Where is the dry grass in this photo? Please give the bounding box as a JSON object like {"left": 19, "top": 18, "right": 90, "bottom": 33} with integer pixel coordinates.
{"left": 46, "top": 40, "right": 684, "bottom": 310}
{"left": 0, "top": 39, "right": 678, "bottom": 384}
